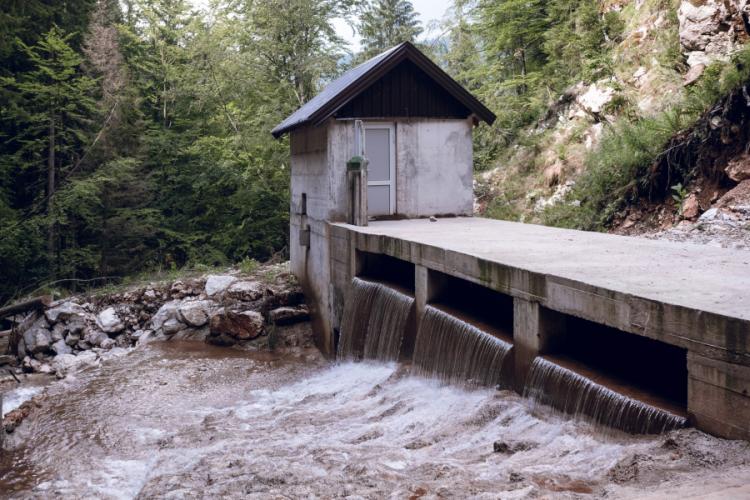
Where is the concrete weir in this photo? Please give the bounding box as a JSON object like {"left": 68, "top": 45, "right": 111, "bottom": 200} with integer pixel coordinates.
{"left": 324, "top": 217, "right": 750, "bottom": 440}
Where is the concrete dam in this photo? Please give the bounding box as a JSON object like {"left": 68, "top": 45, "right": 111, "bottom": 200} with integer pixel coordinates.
{"left": 273, "top": 42, "right": 750, "bottom": 441}
{"left": 326, "top": 217, "right": 749, "bottom": 438}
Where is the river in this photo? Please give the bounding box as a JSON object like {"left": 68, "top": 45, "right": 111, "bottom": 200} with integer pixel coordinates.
{"left": 1, "top": 341, "right": 749, "bottom": 498}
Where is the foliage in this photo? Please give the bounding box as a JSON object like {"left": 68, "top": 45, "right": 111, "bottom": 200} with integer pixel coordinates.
{"left": 543, "top": 47, "right": 750, "bottom": 230}
{"left": 0, "top": 0, "right": 354, "bottom": 304}
{"left": 358, "top": 0, "right": 423, "bottom": 60}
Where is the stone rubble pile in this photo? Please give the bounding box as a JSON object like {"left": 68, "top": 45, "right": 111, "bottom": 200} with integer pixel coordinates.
{"left": 2, "top": 267, "right": 311, "bottom": 377}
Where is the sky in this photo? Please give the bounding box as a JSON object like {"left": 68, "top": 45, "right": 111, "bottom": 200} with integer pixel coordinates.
{"left": 189, "top": 0, "right": 454, "bottom": 51}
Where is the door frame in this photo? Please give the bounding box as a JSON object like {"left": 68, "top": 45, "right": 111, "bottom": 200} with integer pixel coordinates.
{"left": 364, "top": 122, "right": 396, "bottom": 216}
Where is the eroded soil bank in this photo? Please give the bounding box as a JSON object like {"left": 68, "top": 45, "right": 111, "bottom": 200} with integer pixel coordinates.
{"left": 1, "top": 341, "right": 749, "bottom": 499}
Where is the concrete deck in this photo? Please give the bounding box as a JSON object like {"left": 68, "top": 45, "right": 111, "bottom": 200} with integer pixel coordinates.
{"left": 335, "top": 217, "right": 750, "bottom": 323}
{"left": 328, "top": 217, "right": 750, "bottom": 439}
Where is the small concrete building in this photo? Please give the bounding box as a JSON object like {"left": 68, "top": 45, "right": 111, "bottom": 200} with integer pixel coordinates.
{"left": 272, "top": 42, "right": 496, "bottom": 352}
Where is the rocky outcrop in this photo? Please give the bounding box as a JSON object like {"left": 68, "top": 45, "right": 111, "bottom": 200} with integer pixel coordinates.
{"left": 678, "top": 0, "right": 750, "bottom": 68}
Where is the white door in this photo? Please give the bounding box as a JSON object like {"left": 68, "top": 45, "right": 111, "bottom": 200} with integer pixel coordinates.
{"left": 365, "top": 124, "right": 395, "bottom": 217}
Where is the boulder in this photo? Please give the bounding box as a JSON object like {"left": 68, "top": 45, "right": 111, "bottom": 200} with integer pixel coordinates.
{"left": 96, "top": 307, "right": 124, "bottom": 334}
{"left": 269, "top": 306, "right": 310, "bottom": 326}
{"left": 45, "top": 301, "right": 85, "bottom": 323}
{"left": 205, "top": 275, "right": 237, "bottom": 296}
{"left": 150, "top": 300, "right": 181, "bottom": 331}
{"left": 225, "top": 281, "right": 266, "bottom": 302}
{"left": 65, "top": 316, "right": 87, "bottom": 335}
{"left": 161, "top": 318, "right": 185, "bottom": 336}
{"left": 681, "top": 193, "right": 700, "bottom": 219}
{"left": 22, "top": 326, "right": 52, "bottom": 354}
{"left": 178, "top": 301, "right": 211, "bottom": 327}
{"left": 65, "top": 331, "right": 81, "bottom": 347}
{"left": 51, "top": 353, "right": 80, "bottom": 373}
{"left": 51, "top": 323, "right": 66, "bottom": 342}
{"left": 209, "top": 310, "right": 264, "bottom": 340}
{"left": 84, "top": 328, "right": 110, "bottom": 348}
{"left": 576, "top": 83, "right": 615, "bottom": 115}
{"left": 51, "top": 339, "right": 72, "bottom": 356}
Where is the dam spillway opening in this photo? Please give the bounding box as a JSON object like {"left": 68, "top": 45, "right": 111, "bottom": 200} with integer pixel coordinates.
{"left": 337, "top": 251, "right": 416, "bottom": 362}
{"left": 524, "top": 311, "right": 689, "bottom": 434}
{"left": 413, "top": 270, "right": 515, "bottom": 387}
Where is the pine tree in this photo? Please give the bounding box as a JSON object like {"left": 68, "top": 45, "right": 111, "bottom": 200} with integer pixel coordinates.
{"left": 0, "top": 27, "right": 98, "bottom": 272}
{"left": 358, "top": 0, "right": 423, "bottom": 60}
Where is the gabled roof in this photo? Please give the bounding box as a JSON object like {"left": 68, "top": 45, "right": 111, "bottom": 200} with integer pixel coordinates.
{"left": 271, "top": 42, "right": 496, "bottom": 138}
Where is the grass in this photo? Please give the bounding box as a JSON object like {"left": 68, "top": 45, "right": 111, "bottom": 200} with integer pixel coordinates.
{"left": 542, "top": 46, "right": 750, "bottom": 231}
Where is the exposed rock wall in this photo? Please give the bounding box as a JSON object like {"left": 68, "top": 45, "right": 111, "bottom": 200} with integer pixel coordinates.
{"left": 679, "top": 0, "right": 750, "bottom": 68}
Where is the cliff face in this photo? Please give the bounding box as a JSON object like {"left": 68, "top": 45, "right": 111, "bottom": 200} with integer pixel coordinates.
{"left": 477, "top": 0, "right": 750, "bottom": 248}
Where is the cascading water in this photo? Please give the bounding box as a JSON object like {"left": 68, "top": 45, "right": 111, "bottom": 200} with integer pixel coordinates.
{"left": 524, "top": 356, "right": 687, "bottom": 434}
{"left": 338, "top": 277, "right": 415, "bottom": 361}
{"left": 412, "top": 305, "right": 512, "bottom": 387}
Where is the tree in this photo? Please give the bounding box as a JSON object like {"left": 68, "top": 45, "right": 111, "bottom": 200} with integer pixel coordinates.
{"left": 0, "top": 27, "right": 98, "bottom": 272}
{"left": 358, "top": 0, "right": 423, "bottom": 59}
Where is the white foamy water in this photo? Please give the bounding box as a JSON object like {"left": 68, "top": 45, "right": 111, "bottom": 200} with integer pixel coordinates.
{"left": 2, "top": 386, "right": 44, "bottom": 418}
{"left": 1, "top": 342, "right": 749, "bottom": 498}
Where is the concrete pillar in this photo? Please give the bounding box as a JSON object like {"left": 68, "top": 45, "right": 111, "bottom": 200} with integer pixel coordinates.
{"left": 513, "top": 298, "right": 566, "bottom": 392}
{"left": 415, "top": 265, "right": 428, "bottom": 332}
{"left": 688, "top": 352, "right": 750, "bottom": 440}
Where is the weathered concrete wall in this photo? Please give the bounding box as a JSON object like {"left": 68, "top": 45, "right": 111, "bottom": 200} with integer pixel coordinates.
{"left": 289, "top": 125, "right": 333, "bottom": 350}
{"left": 395, "top": 119, "right": 474, "bottom": 217}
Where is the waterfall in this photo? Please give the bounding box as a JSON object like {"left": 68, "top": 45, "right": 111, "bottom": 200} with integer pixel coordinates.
{"left": 412, "top": 305, "right": 512, "bottom": 387}
{"left": 338, "top": 277, "right": 415, "bottom": 361}
{"left": 524, "top": 357, "right": 687, "bottom": 434}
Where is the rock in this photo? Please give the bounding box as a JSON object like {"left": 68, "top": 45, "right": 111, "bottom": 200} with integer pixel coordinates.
{"left": 84, "top": 328, "right": 110, "bottom": 348}
{"left": 269, "top": 306, "right": 310, "bottom": 326}
{"left": 76, "top": 340, "right": 92, "bottom": 351}
{"left": 225, "top": 281, "right": 266, "bottom": 302}
{"left": 577, "top": 83, "right": 615, "bottom": 115}
{"left": 45, "top": 301, "right": 85, "bottom": 323}
{"left": 209, "top": 310, "right": 264, "bottom": 340}
{"left": 205, "top": 275, "right": 237, "bottom": 296}
{"left": 51, "top": 353, "right": 79, "bottom": 373}
{"left": 51, "top": 339, "right": 72, "bottom": 355}
{"left": 65, "top": 316, "right": 86, "bottom": 335}
{"left": 51, "top": 323, "right": 65, "bottom": 342}
{"left": 22, "top": 356, "right": 53, "bottom": 374}
{"left": 65, "top": 331, "right": 81, "bottom": 347}
{"left": 699, "top": 207, "right": 719, "bottom": 222}
{"left": 493, "top": 440, "right": 536, "bottom": 454}
{"left": 99, "top": 338, "right": 116, "bottom": 349}
{"left": 683, "top": 63, "right": 705, "bottom": 86}
{"left": 726, "top": 154, "right": 750, "bottom": 182}
{"left": 717, "top": 179, "right": 750, "bottom": 208}
{"left": 161, "top": 318, "right": 185, "bottom": 336}
{"left": 150, "top": 300, "right": 181, "bottom": 331}
{"left": 136, "top": 330, "right": 155, "bottom": 346}
{"left": 96, "top": 307, "right": 124, "bottom": 334}
{"left": 681, "top": 193, "right": 700, "bottom": 219}
{"left": 678, "top": 0, "right": 749, "bottom": 67}
{"left": 178, "top": 301, "right": 211, "bottom": 327}
{"left": 22, "top": 326, "right": 52, "bottom": 354}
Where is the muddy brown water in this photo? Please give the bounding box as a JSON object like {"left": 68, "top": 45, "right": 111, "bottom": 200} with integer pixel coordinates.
{"left": 1, "top": 341, "right": 749, "bottom": 499}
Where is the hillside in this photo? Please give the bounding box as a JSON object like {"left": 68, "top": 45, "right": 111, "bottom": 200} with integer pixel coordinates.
{"left": 473, "top": 0, "right": 750, "bottom": 249}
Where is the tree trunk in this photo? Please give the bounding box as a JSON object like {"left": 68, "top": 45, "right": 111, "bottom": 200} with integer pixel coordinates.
{"left": 47, "top": 116, "right": 56, "bottom": 267}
